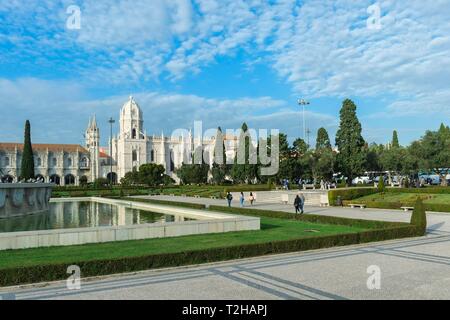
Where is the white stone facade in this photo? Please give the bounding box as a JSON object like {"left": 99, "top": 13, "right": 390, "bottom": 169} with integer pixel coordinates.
{"left": 0, "top": 97, "right": 238, "bottom": 185}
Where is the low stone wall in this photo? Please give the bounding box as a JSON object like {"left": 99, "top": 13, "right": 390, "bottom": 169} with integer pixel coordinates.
{"left": 0, "top": 197, "right": 260, "bottom": 251}
{"left": 0, "top": 183, "right": 53, "bottom": 218}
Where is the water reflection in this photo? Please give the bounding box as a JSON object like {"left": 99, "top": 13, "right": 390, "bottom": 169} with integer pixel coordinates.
{"left": 0, "top": 201, "right": 195, "bottom": 233}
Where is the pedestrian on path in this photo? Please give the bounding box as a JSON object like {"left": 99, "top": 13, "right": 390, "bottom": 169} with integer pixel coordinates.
{"left": 240, "top": 192, "right": 245, "bottom": 207}
{"left": 299, "top": 192, "right": 305, "bottom": 214}
{"left": 226, "top": 192, "right": 233, "bottom": 207}
{"left": 294, "top": 195, "right": 301, "bottom": 214}
{"left": 249, "top": 192, "right": 255, "bottom": 206}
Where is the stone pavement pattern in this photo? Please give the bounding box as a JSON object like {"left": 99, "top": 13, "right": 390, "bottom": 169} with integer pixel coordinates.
{"left": 1, "top": 195, "right": 450, "bottom": 300}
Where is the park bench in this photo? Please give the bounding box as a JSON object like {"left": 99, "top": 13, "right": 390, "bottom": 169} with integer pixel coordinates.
{"left": 401, "top": 206, "right": 414, "bottom": 212}
{"left": 210, "top": 196, "right": 218, "bottom": 199}
{"left": 194, "top": 195, "right": 201, "bottom": 198}
{"left": 349, "top": 204, "right": 366, "bottom": 209}
{"left": 303, "top": 184, "right": 316, "bottom": 190}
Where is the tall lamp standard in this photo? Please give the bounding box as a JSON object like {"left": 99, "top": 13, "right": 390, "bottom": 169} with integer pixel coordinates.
{"left": 108, "top": 117, "right": 115, "bottom": 186}
{"left": 297, "top": 98, "right": 310, "bottom": 142}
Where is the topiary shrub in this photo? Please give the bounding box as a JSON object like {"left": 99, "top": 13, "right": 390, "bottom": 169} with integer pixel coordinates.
{"left": 378, "top": 177, "right": 385, "bottom": 193}
{"left": 410, "top": 198, "right": 427, "bottom": 235}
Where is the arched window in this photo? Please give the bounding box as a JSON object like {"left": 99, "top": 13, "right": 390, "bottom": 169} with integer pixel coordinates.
{"left": 52, "top": 158, "right": 57, "bottom": 166}
{"left": 67, "top": 158, "right": 72, "bottom": 167}
{"left": 151, "top": 150, "right": 155, "bottom": 162}
{"left": 37, "top": 157, "right": 42, "bottom": 167}
{"left": 132, "top": 128, "right": 137, "bottom": 139}
{"left": 132, "top": 150, "right": 137, "bottom": 162}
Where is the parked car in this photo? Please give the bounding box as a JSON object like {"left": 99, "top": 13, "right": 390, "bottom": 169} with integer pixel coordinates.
{"left": 352, "top": 176, "right": 372, "bottom": 184}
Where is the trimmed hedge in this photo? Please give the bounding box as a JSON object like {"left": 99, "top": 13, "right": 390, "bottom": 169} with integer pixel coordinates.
{"left": 209, "top": 205, "right": 407, "bottom": 229}
{"left": 0, "top": 225, "right": 422, "bottom": 287}
{"left": 342, "top": 200, "right": 450, "bottom": 213}
{"left": 328, "top": 188, "right": 378, "bottom": 206}
{"left": 126, "top": 197, "right": 206, "bottom": 210}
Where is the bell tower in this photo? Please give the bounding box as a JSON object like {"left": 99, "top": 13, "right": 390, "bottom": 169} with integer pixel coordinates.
{"left": 85, "top": 115, "right": 100, "bottom": 181}
{"left": 120, "top": 96, "right": 144, "bottom": 140}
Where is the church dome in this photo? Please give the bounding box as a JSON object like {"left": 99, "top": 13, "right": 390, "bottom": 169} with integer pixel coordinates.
{"left": 121, "top": 96, "right": 143, "bottom": 119}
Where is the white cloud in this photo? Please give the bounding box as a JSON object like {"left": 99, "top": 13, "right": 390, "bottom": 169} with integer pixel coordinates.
{"left": 0, "top": 78, "right": 336, "bottom": 145}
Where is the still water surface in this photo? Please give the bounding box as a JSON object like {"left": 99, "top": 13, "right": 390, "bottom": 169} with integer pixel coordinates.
{"left": 0, "top": 201, "right": 194, "bottom": 233}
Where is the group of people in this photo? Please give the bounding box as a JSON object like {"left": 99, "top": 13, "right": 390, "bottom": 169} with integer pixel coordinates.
{"left": 226, "top": 192, "right": 256, "bottom": 207}
{"left": 225, "top": 191, "right": 306, "bottom": 214}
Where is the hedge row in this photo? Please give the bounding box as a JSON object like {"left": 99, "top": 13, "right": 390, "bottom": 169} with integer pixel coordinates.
{"left": 328, "top": 188, "right": 378, "bottom": 206}
{"left": 51, "top": 189, "right": 154, "bottom": 198}
{"left": 126, "top": 197, "right": 206, "bottom": 210}
{"left": 208, "top": 205, "right": 406, "bottom": 229}
{"left": 0, "top": 224, "right": 421, "bottom": 287}
{"left": 342, "top": 200, "right": 450, "bottom": 213}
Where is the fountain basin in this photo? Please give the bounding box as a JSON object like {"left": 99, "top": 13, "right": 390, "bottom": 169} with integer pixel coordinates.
{"left": 0, "top": 183, "right": 53, "bottom": 218}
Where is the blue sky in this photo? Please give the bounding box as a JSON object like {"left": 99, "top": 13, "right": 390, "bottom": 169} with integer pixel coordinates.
{"left": 0, "top": 0, "right": 449, "bottom": 147}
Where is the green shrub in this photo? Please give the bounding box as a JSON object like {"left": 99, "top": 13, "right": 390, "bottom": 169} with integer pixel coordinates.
{"left": 328, "top": 188, "right": 378, "bottom": 206}
{"left": 378, "top": 177, "right": 385, "bottom": 193}
{"left": 410, "top": 198, "right": 427, "bottom": 235}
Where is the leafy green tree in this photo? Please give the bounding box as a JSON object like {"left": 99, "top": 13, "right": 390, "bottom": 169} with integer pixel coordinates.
{"left": 366, "top": 143, "right": 383, "bottom": 172}
{"left": 335, "top": 99, "right": 367, "bottom": 186}
{"left": 120, "top": 169, "right": 139, "bottom": 186}
{"left": 20, "top": 120, "right": 35, "bottom": 180}
{"left": 293, "top": 138, "right": 308, "bottom": 155}
{"left": 138, "top": 163, "right": 166, "bottom": 186}
{"left": 408, "top": 123, "right": 450, "bottom": 186}
{"left": 315, "top": 127, "right": 332, "bottom": 151}
{"left": 177, "top": 163, "right": 209, "bottom": 184}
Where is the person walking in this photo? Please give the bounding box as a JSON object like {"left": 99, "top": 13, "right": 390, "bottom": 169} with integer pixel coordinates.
{"left": 240, "top": 192, "right": 245, "bottom": 207}
{"left": 226, "top": 192, "right": 233, "bottom": 207}
{"left": 299, "top": 192, "right": 305, "bottom": 214}
{"left": 294, "top": 195, "right": 301, "bottom": 214}
{"left": 249, "top": 192, "right": 255, "bottom": 206}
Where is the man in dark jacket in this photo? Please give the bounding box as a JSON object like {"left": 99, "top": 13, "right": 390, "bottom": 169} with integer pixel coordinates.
{"left": 294, "top": 195, "right": 301, "bottom": 214}
{"left": 226, "top": 192, "right": 233, "bottom": 207}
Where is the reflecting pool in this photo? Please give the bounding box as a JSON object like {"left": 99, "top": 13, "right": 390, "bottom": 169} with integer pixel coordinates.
{"left": 0, "top": 201, "right": 195, "bottom": 233}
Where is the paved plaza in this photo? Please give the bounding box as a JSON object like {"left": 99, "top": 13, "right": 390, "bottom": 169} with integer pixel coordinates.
{"left": 2, "top": 196, "right": 450, "bottom": 300}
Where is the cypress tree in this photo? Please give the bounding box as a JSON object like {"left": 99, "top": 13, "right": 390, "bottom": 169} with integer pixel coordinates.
{"left": 392, "top": 130, "right": 400, "bottom": 148}
{"left": 335, "top": 99, "right": 366, "bottom": 186}
{"left": 20, "top": 120, "right": 35, "bottom": 180}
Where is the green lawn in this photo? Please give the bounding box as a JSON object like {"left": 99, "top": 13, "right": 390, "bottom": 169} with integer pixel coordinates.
{"left": 355, "top": 192, "right": 450, "bottom": 204}
{"left": 0, "top": 217, "right": 366, "bottom": 270}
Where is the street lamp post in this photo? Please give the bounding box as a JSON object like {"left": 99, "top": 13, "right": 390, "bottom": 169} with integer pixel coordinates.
{"left": 108, "top": 117, "right": 115, "bottom": 186}
{"left": 297, "top": 98, "right": 310, "bottom": 141}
